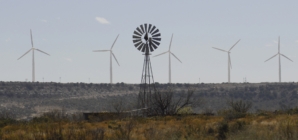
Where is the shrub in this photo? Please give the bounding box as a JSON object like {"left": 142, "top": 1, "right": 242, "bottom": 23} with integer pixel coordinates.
{"left": 227, "top": 99, "right": 252, "bottom": 113}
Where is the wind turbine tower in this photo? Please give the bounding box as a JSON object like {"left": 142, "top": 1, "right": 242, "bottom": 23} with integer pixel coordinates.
{"left": 154, "top": 34, "right": 182, "bottom": 83}
{"left": 212, "top": 39, "right": 241, "bottom": 83}
{"left": 17, "top": 29, "right": 50, "bottom": 82}
{"left": 93, "top": 35, "right": 120, "bottom": 84}
{"left": 265, "top": 36, "right": 293, "bottom": 82}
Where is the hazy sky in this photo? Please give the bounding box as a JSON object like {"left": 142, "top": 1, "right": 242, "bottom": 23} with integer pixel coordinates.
{"left": 1, "top": 1, "right": 298, "bottom": 83}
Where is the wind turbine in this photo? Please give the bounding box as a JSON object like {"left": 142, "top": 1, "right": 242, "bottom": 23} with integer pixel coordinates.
{"left": 212, "top": 39, "right": 241, "bottom": 83}
{"left": 17, "top": 29, "right": 50, "bottom": 82}
{"left": 93, "top": 35, "right": 120, "bottom": 84}
{"left": 154, "top": 34, "right": 182, "bottom": 83}
{"left": 265, "top": 36, "right": 293, "bottom": 82}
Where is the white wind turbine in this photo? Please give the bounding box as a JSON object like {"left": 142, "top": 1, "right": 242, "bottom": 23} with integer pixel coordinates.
{"left": 93, "top": 35, "right": 120, "bottom": 84}
{"left": 154, "top": 34, "right": 182, "bottom": 83}
{"left": 212, "top": 39, "right": 241, "bottom": 83}
{"left": 265, "top": 36, "right": 293, "bottom": 82}
{"left": 17, "top": 29, "right": 50, "bottom": 82}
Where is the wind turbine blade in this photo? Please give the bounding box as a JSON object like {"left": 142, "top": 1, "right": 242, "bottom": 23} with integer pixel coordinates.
{"left": 169, "top": 34, "right": 173, "bottom": 51}
{"left": 35, "top": 49, "right": 50, "bottom": 56}
{"left": 212, "top": 47, "right": 228, "bottom": 52}
{"left": 110, "top": 34, "right": 119, "bottom": 50}
{"left": 30, "top": 29, "right": 34, "bottom": 48}
{"left": 228, "top": 39, "right": 241, "bottom": 51}
{"left": 171, "top": 52, "right": 182, "bottom": 63}
{"left": 229, "top": 54, "right": 232, "bottom": 69}
{"left": 93, "top": 50, "right": 110, "bottom": 52}
{"left": 17, "top": 49, "right": 32, "bottom": 60}
{"left": 278, "top": 36, "right": 280, "bottom": 53}
{"left": 153, "top": 51, "right": 168, "bottom": 57}
{"left": 265, "top": 53, "right": 278, "bottom": 62}
{"left": 111, "top": 52, "right": 120, "bottom": 66}
{"left": 281, "top": 54, "right": 293, "bottom": 62}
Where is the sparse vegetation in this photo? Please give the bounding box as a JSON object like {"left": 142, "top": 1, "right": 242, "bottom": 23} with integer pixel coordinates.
{"left": 0, "top": 110, "right": 298, "bottom": 139}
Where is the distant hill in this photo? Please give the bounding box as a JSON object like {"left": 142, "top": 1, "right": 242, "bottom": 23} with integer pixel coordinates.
{"left": 0, "top": 81, "right": 298, "bottom": 119}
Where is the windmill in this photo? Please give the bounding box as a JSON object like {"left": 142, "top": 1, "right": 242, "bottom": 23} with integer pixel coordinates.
{"left": 154, "top": 34, "right": 182, "bottom": 83}
{"left": 17, "top": 29, "right": 50, "bottom": 82}
{"left": 132, "top": 23, "right": 161, "bottom": 109}
{"left": 212, "top": 39, "right": 241, "bottom": 83}
{"left": 93, "top": 35, "right": 120, "bottom": 84}
{"left": 265, "top": 36, "right": 293, "bottom": 82}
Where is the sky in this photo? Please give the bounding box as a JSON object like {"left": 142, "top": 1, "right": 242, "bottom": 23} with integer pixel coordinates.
{"left": 1, "top": 1, "right": 298, "bottom": 84}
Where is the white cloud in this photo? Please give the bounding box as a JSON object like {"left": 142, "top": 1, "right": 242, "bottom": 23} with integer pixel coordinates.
{"left": 95, "top": 17, "right": 110, "bottom": 24}
{"left": 41, "top": 19, "right": 47, "bottom": 23}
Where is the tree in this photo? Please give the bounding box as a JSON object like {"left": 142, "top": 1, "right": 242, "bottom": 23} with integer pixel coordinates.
{"left": 150, "top": 88, "right": 200, "bottom": 115}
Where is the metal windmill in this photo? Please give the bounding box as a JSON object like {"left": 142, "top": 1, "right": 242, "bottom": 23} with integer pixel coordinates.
{"left": 17, "top": 29, "right": 50, "bottom": 82}
{"left": 265, "top": 36, "right": 293, "bottom": 82}
{"left": 212, "top": 39, "right": 240, "bottom": 83}
{"left": 132, "top": 23, "right": 161, "bottom": 109}
{"left": 154, "top": 34, "right": 182, "bottom": 83}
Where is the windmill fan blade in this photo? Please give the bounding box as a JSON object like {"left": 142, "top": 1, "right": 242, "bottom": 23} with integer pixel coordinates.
{"left": 134, "top": 31, "right": 142, "bottom": 37}
{"left": 148, "top": 24, "right": 152, "bottom": 33}
{"left": 133, "top": 39, "right": 141, "bottom": 43}
{"left": 136, "top": 27, "right": 143, "bottom": 34}
{"left": 151, "top": 41, "right": 158, "bottom": 49}
{"left": 140, "top": 25, "right": 145, "bottom": 33}
{"left": 152, "top": 33, "right": 161, "bottom": 38}
{"left": 110, "top": 34, "right": 119, "bottom": 50}
{"left": 30, "top": 29, "right": 34, "bottom": 48}
{"left": 112, "top": 52, "right": 120, "bottom": 66}
{"left": 154, "top": 51, "right": 168, "bottom": 57}
{"left": 265, "top": 53, "right": 278, "bottom": 62}
{"left": 144, "top": 24, "right": 147, "bottom": 33}
{"left": 149, "top": 44, "right": 154, "bottom": 52}
{"left": 281, "top": 54, "right": 293, "bottom": 62}
{"left": 134, "top": 41, "right": 142, "bottom": 48}
{"left": 133, "top": 35, "right": 141, "bottom": 39}
{"left": 133, "top": 41, "right": 142, "bottom": 48}
{"left": 171, "top": 53, "right": 182, "bottom": 63}
{"left": 212, "top": 47, "right": 228, "bottom": 52}
{"left": 229, "top": 39, "right": 241, "bottom": 51}
{"left": 152, "top": 40, "right": 160, "bottom": 46}
{"left": 152, "top": 38, "right": 161, "bottom": 41}
{"left": 35, "top": 49, "right": 50, "bottom": 56}
{"left": 229, "top": 54, "right": 232, "bottom": 69}
{"left": 17, "top": 48, "right": 32, "bottom": 60}
{"left": 93, "top": 50, "right": 110, "bottom": 52}
{"left": 150, "top": 26, "right": 156, "bottom": 33}
{"left": 138, "top": 44, "right": 144, "bottom": 51}
{"left": 152, "top": 29, "right": 159, "bottom": 35}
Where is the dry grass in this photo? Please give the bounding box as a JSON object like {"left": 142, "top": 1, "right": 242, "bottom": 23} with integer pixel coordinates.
{"left": 0, "top": 114, "right": 298, "bottom": 140}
